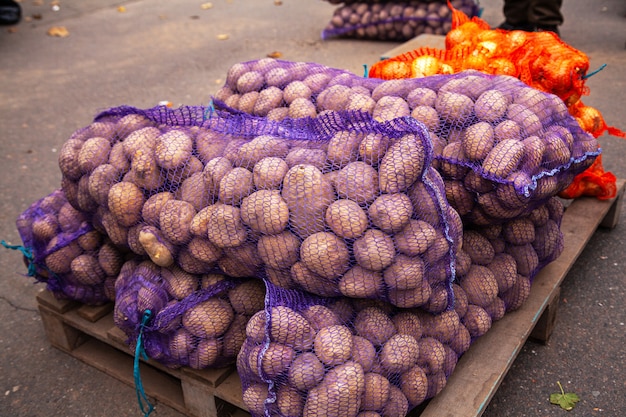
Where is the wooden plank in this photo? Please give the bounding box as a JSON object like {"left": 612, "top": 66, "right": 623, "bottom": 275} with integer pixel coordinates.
{"left": 77, "top": 302, "right": 113, "bottom": 322}
{"left": 419, "top": 185, "right": 624, "bottom": 417}
{"left": 214, "top": 372, "right": 248, "bottom": 412}
{"left": 600, "top": 178, "right": 625, "bottom": 229}
{"left": 380, "top": 34, "right": 446, "bottom": 60}
{"left": 529, "top": 286, "right": 560, "bottom": 344}
{"left": 36, "top": 289, "right": 78, "bottom": 313}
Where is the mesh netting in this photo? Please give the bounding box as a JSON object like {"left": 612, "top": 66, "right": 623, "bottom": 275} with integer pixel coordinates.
{"left": 238, "top": 280, "right": 467, "bottom": 417}
{"left": 321, "top": 0, "right": 480, "bottom": 42}
{"left": 57, "top": 103, "right": 460, "bottom": 308}
{"left": 215, "top": 58, "right": 599, "bottom": 225}
{"left": 114, "top": 259, "right": 265, "bottom": 369}
{"left": 15, "top": 189, "right": 123, "bottom": 304}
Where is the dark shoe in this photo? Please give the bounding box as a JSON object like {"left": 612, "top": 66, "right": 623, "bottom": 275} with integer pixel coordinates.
{"left": 0, "top": 0, "right": 21, "bottom": 25}
{"left": 536, "top": 25, "right": 560, "bottom": 37}
{"left": 497, "top": 21, "right": 536, "bottom": 32}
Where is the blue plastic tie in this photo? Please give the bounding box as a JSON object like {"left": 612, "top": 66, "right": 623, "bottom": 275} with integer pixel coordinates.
{"left": 1, "top": 240, "right": 36, "bottom": 276}
{"left": 203, "top": 99, "right": 216, "bottom": 121}
{"left": 363, "top": 64, "right": 369, "bottom": 78}
{"left": 582, "top": 63, "right": 607, "bottom": 80}
{"left": 134, "top": 310, "right": 154, "bottom": 417}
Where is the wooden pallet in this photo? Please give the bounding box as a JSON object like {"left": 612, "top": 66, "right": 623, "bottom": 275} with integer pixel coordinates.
{"left": 36, "top": 179, "right": 624, "bottom": 417}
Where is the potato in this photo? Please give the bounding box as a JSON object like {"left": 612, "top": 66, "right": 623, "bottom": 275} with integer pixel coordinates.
{"left": 267, "top": 106, "right": 289, "bottom": 121}
{"left": 269, "top": 306, "right": 314, "bottom": 351}
{"left": 501, "top": 274, "right": 531, "bottom": 311}
{"left": 380, "top": 334, "right": 420, "bottom": 374}
{"left": 128, "top": 148, "right": 164, "bottom": 191}
{"left": 351, "top": 335, "right": 377, "bottom": 373}
{"left": 460, "top": 265, "right": 499, "bottom": 308}
{"left": 353, "top": 229, "right": 395, "bottom": 272}
{"left": 449, "top": 324, "right": 471, "bottom": 356}
{"left": 265, "top": 267, "right": 297, "bottom": 290}
{"left": 505, "top": 243, "right": 539, "bottom": 276}
{"left": 189, "top": 337, "right": 222, "bottom": 369}
{"left": 353, "top": 306, "right": 395, "bottom": 346}
{"left": 283, "top": 80, "right": 313, "bottom": 104}
{"left": 327, "top": 131, "right": 364, "bottom": 168}
{"left": 438, "top": 141, "right": 469, "bottom": 180}
{"left": 368, "top": 193, "right": 413, "bottom": 234}
{"left": 202, "top": 156, "right": 232, "bottom": 193}
{"left": 502, "top": 217, "right": 535, "bottom": 245}
{"left": 141, "top": 192, "right": 174, "bottom": 227}
{"left": 179, "top": 247, "right": 215, "bottom": 275}
{"left": 159, "top": 200, "right": 196, "bottom": 245}
{"left": 161, "top": 266, "right": 198, "bottom": 300}
{"left": 168, "top": 328, "right": 194, "bottom": 364}
{"left": 392, "top": 219, "right": 436, "bottom": 257}
{"left": 70, "top": 254, "right": 106, "bottom": 285}
{"left": 392, "top": 311, "right": 422, "bottom": 341}
{"left": 256, "top": 342, "right": 296, "bottom": 379}
{"left": 245, "top": 310, "right": 266, "bottom": 344}
{"left": 463, "top": 230, "right": 495, "bottom": 265}
{"left": 325, "top": 199, "right": 368, "bottom": 239}
{"left": 218, "top": 167, "right": 254, "bottom": 206}
{"left": 300, "top": 232, "right": 350, "bottom": 280}
{"left": 316, "top": 84, "right": 351, "bottom": 112}
{"left": 519, "top": 135, "right": 545, "bottom": 173}
{"left": 533, "top": 219, "right": 561, "bottom": 261}
{"left": 362, "top": 372, "right": 391, "bottom": 412}
{"left": 494, "top": 171, "right": 532, "bottom": 210}
{"left": 335, "top": 161, "right": 379, "bottom": 204}
{"left": 238, "top": 135, "right": 290, "bottom": 168}
{"left": 287, "top": 351, "right": 325, "bottom": 392}
{"left": 481, "top": 138, "right": 525, "bottom": 178}
{"left": 187, "top": 236, "right": 222, "bottom": 265}
{"left": 282, "top": 164, "right": 334, "bottom": 239}
{"left": 485, "top": 252, "right": 518, "bottom": 294}
{"left": 220, "top": 243, "right": 263, "bottom": 277}
{"left": 116, "top": 113, "right": 153, "bottom": 138}
{"left": 138, "top": 225, "right": 175, "bottom": 267}
{"left": 122, "top": 126, "right": 160, "bottom": 159}
{"left": 407, "top": 180, "right": 440, "bottom": 226}
{"left": 285, "top": 148, "right": 327, "bottom": 170}
{"left": 416, "top": 337, "right": 446, "bottom": 375}
{"left": 373, "top": 95, "right": 410, "bottom": 122}
{"left": 58, "top": 138, "right": 85, "bottom": 180}
{"left": 302, "top": 361, "right": 364, "bottom": 417}
{"left": 338, "top": 266, "right": 384, "bottom": 299}
{"left": 411, "top": 105, "right": 440, "bottom": 131}
{"left": 507, "top": 104, "right": 542, "bottom": 137}
{"left": 474, "top": 89, "right": 509, "bottom": 123}
{"left": 384, "top": 251, "right": 428, "bottom": 291}
{"left": 98, "top": 240, "right": 124, "bottom": 276}
{"left": 253, "top": 157, "right": 289, "bottom": 190}
{"left": 378, "top": 134, "right": 426, "bottom": 193}
{"left": 485, "top": 297, "right": 506, "bottom": 321}
{"left": 435, "top": 91, "right": 474, "bottom": 125}
{"left": 462, "top": 122, "right": 495, "bottom": 161}
{"left": 291, "top": 262, "right": 342, "bottom": 298}
{"left": 542, "top": 130, "right": 571, "bottom": 169}
{"left": 359, "top": 132, "right": 390, "bottom": 166}
{"left": 100, "top": 210, "right": 129, "bottom": 248}
{"left": 257, "top": 231, "right": 300, "bottom": 270}
{"left": 251, "top": 87, "right": 283, "bottom": 117}
{"left": 177, "top": 171, "right": 210, "bottom": 211}
{"left": 462, "top": 304, "right": 492, "bottom": 338}
{"left": 107, "top": 181, "right": 145, "bottom": 227}
{"left": 346, "top": 92, "right": 376, "bottom": 114}
{"left": 301, "top": 305, "right": 341, "bottom": 331}
{"left": 183, "top": 298, "right": 234, "bottom": 338}
{"left": 478, "top": 191, "right": 525, "bottom": 220}
{"left": 276, "top": 385, "right": 304, "bottom": 417}
{"left": 387, "top": 279, "right": 431, "bottom": 308}
{"left": 236, "top": 70, "right": 264, "bottom": 94}
{"left": 242, "top": 383, "right": 269, "bottom": 417}
{"left": 314, "top": 324, "right": 353, "bottom": 366}
{"left": 289, "top": 97, "right": 318, "bottom": 118}
{"left": 240, "top": 190, "right": 289, "bottom": 235}
{"left": 228, "top": 280, "right": 265, "bottom": 315}
{"left": 206, "top": 203, "right": 247, "bottom": 248}
{"left": 399, "top": 365, "right": 428, "bottom": 407}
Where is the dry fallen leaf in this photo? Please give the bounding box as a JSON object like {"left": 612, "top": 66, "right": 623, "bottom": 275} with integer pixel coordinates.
{"left": 274, "top": 0, "right": 283, "bottom": 5}
{"left": 201, "top": 2, "right": 213, "bottom": 9}
{"left": 47, "top": 26, "right": 69, "bottom": 37}
{"left": 217, "top": 34, "right": 229, "bottom": 40}
{"left": 117, "top": 6, "right": 127, "bottom": 13}
{"left": 267, "top": 51, "right": 283, "bottom": 58}
{"left": 7, "top": 27, "right": 19, "bottom": 34}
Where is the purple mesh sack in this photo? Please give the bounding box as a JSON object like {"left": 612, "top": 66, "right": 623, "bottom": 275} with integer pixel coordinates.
{"left": 13, "top": 189, "right": 123, "bottom": 304}
{"left": 452, "top": 196, "right": 565, "bottom": 338}
{"left": 215, "top": 59, "right": 599, "bottom": 225}
{"left": 114, "top": 258, "right": 265, "bottom": 369}
{"left": 321, "top": 0, "right": 480, "bottom": 41}
{"left": 57, "top": 103, "right": 462, "bottom": 309}
{"left": 238, "top": 280, "right": 468, "bottom": 417}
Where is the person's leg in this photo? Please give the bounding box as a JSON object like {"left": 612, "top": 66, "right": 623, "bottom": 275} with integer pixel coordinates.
{"left": 531, "top": 0, "right": 563, "bottom": 34}
{"left": 500, "top": 0, "right": 536, "bottom": 31}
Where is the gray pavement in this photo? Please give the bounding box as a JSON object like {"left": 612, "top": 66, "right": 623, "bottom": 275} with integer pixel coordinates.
{"left": 1, "top": 1, "right": 624, "bottom": 416}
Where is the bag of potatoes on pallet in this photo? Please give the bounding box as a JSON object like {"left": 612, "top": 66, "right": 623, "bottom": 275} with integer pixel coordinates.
{"left": 239, "top": 280, "right": 470, "bottom": 417}
{"left": 215, "top": 58, "right": 600, "bottom": 225}
{"left": 453, "top": 196, "right": 565, "bottom": 338}
{"left": 57, "top": 103, "right": 462, "bottom": 309}
{"left": 11, "top": 188, "right": 124, "bottom": 305}
{"left": 114, "top": 259, "right": 265, "bottom": 369}
{"left": 321, "top": 0, "right": 480, "bottom": 42}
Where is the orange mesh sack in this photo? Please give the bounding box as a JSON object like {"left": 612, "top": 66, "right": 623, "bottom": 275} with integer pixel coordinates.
{"left": 216, "top": 59, "right": 600, "bottom": 225}
{"left": 321, "top": 0, "right": 480, "bottom": 42}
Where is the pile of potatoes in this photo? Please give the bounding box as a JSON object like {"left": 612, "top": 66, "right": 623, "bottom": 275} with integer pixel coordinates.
{"left": 114, "top": 259, "right": 266, "bottom": 369}
{"left": 454, "top": 196, "right": 564, "bottom": 335}
{"left": 215, "top": 59, "right": 599, "bottom": 224}
{"left": 238, "top": 284, "right": 471, "bottom": 417}
{"left": 57, "top": 104, "right": 462, "bottom": 309}
{"left": 321, "top": 0, "right": 479, "bottom": 41}
{"left": 15, "top": 189, "right": 125, "bottom": 305}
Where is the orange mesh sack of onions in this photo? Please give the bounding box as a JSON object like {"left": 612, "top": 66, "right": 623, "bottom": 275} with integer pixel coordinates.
{"left": 368, "top": 1, "right": 624, "bottom": 200}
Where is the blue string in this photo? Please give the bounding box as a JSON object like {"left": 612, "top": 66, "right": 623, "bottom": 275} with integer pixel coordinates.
{"left": 134, "top": 310, "right": 154, "bottom": 417}
{"left": 1, "top": 240, "right": 36, "bottom": 276}
{"left": 581, "top": 63, "right": 607, "bottom": 80}
{"left": 203, "top": 99, "right": 216, "bottom": 121}
{"left": 363, "top": 64, "right": 368, "bottom": 78}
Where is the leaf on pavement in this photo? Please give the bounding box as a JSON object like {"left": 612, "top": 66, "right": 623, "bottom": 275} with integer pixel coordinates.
{"left": 47, "top": 26, "right": 69, "bottom": 37}
{"left": 550, "top": 381, "right": 580, "bottom": 411}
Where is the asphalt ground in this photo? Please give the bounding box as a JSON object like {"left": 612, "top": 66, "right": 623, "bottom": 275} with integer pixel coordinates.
{"left": 1, "top": 1, "right": 624, "bottom": 416}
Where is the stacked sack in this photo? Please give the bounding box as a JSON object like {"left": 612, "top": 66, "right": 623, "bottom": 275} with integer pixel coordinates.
{"left": 321, "top": 0, "right": 480, "bottom": 41}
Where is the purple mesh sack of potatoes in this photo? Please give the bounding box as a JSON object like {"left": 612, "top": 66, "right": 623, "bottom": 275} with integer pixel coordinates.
{"left": 321, "top": 0, "right": 480, "bottom": 41}
{"left": 113, "top": 259, "right": 265, "bottom": 369}
{"left": 57, "top": 103, "right": 462, "bottom": 309}
{"left": 215, "top": 59, "right": 600, "bottom": 225}
{"left": 13, "top": 189, "right": 124, "bottom": 304}
{"left": 451, "top": 196, "right": 564, "bottom": 339}
{"left": 238, "top": 280, "right": 470, "bottom": 417}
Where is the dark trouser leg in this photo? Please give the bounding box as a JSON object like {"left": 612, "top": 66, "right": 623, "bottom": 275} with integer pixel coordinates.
{"left": 503, "top": 0, "right": 532, "bottom": 26}
{"left": 531, "top": 0, "right": 564, "bottom": 26}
